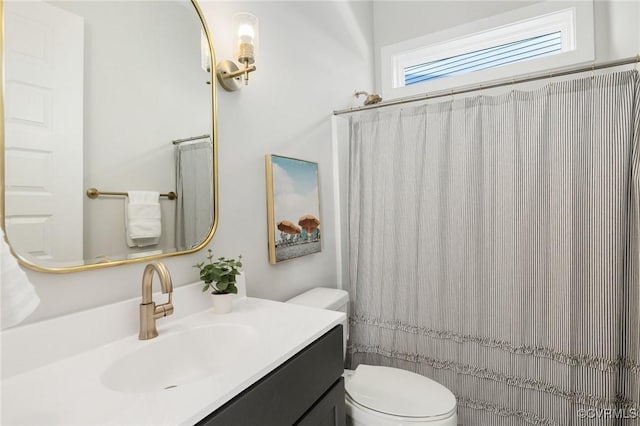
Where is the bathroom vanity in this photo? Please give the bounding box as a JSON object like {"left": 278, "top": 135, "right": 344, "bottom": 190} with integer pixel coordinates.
{"left": 198, "top": 325, "right": 345, "bottom": 426}
{"left": 0, "top": 284, "right": 346, "bottom": 425}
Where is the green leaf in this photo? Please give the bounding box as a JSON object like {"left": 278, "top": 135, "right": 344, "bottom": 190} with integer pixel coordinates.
{"left": 196, "top": 252, "right": 242, "bottom": 296}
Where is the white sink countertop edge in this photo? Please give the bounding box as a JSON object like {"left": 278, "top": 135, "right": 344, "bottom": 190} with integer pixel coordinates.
{"left": 1, "top": 296, "right": 345, "bottom": 425}
{"left": 1, "top": 278, "right": 246, "bottom": 379}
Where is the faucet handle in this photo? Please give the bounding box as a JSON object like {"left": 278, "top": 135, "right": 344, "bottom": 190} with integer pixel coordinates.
{"left": 154, "top": 293, "right": 174, "bottom": 318}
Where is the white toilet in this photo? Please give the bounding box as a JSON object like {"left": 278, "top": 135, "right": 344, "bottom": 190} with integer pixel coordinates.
{"left": 287, "top": 288, "right": 458, "bottom": 426}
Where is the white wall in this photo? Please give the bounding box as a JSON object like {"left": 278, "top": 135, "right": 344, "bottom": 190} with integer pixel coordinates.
{"left": 17, "top": 0, "right": 374, "bottom": 324}
{"left": 199, "top": 0, "right": 374, "bottom": 302}
{"left": 593, "top": 0, "right": 640, "bottom": 62}
{"left": 372, "top": 0, "right": 640, "bottom": 94}
{"left": 14, "top": 0, "right": 637, "bottom": 325}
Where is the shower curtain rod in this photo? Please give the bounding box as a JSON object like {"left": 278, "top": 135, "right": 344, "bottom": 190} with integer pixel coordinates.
{"left": 333, "top": 55, "right": 640, "bottom": 116}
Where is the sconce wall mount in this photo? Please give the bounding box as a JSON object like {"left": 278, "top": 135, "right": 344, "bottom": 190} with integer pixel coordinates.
{"left": 216, "top": 60, "right": 256, "bottom": 92}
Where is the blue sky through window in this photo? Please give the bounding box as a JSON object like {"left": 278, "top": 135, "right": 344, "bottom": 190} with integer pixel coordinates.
{"left": 404, "top": 31, "right": 562, "bottom": 85}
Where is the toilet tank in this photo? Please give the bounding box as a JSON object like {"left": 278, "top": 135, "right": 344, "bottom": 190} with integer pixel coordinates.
{"left": 287, "top": 287, "right": 349, "bottom": 314}
{"left": 286, "top": 288, "right": 350, "bottom": 347}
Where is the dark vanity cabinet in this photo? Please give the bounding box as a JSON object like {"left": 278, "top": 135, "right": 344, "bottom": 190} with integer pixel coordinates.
{"left": 197, "top": 325, "right": 346, "bottom": 426}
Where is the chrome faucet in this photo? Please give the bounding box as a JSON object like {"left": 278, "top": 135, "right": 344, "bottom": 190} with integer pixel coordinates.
{"left": 139, "top": 262, "right": 174, "bottom": 340}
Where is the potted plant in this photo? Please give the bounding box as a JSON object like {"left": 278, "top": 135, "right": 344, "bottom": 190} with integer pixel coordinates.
{"left": 194, "top": 250, "right": 242, "bottom": 314}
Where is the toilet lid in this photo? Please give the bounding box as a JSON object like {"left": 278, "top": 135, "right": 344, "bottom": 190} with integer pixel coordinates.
{"left": 345, "top": 365, "right": 456, "bottom": 418}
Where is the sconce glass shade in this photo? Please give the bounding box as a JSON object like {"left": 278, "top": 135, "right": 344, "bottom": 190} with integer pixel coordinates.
{"left": 216, "top": 12, "right": 259, "bottom": 91}
{"left": 232, "top": 12, "right": 258, "bottom": 65}
{"left": 200, "top": 29, "right": 211, "bottom": 72}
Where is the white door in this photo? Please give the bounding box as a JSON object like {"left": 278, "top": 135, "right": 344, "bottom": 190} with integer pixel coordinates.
{"left": 4, "top": 1, "right": 84, "bottom": 262}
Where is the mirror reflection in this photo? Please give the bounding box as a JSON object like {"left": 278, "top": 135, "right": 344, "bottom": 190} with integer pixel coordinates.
{"left": 2, "top": 0, "right": 215, "bottom": 270}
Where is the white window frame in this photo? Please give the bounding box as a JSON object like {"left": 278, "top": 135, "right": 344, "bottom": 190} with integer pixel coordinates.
{"left": 380, "top": 1, "right": 594, "bottom": 100}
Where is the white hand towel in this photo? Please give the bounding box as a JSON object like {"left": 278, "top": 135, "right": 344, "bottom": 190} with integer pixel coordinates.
{"left": 1, "top": 230, "right": 40, "bottom": 329}
{"left": 125, "top": 191, "right": 161, "bottom": 248}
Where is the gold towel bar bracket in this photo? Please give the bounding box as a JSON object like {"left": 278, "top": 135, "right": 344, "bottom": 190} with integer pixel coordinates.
{"left": 86, "top": 188, "right": 177, "bottom": 200}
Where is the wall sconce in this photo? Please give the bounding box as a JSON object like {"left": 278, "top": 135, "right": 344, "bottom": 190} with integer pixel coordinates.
{"left": 216, "top": 13, "right": 259, "bottom": 92}
{"left": 201, "top": 29, "right": 211, "bottom": 73}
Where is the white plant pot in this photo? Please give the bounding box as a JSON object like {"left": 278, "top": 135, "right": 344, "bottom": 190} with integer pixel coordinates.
{"left": 211, "top": 293, "right": 233, "bottom": 314}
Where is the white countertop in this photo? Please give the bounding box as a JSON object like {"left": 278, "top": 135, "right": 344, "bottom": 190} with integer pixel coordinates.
{"left": 1, "top": 293, "right": 345, "bottom": 425}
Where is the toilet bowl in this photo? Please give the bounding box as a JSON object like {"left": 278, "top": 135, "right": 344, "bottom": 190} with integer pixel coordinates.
{"left": 287, "top": 288, "right": 457, "bottom": 425}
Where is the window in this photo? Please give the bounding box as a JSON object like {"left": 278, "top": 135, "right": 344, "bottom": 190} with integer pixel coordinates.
{"left": 404, "top": 31, "right": 563, "bottom": 86}
{"left": 380, "top": 1, "right": 595, "bottom": 99}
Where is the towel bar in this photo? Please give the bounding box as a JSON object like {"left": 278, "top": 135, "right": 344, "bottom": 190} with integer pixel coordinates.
{"left": 172, "top": 134, "right": 210, "bottom": 145}
{"left": 86, "top": 188, "right": 177, "bottom": 200}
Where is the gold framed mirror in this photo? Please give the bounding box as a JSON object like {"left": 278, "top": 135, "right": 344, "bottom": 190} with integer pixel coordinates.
{"left": 0, "top": 0, "right": 218, "bottom": 273}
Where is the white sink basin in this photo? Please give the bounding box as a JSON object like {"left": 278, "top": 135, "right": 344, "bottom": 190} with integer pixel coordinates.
{"left": 101, "top": 323, "right": 258, "bottom": 393}
{"left": 2, "top": 293, "right": 345, "bottom": 425}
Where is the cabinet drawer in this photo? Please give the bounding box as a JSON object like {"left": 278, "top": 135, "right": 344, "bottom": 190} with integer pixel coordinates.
{"left": 197, "top": 325, "right": 344, "bottom": 426}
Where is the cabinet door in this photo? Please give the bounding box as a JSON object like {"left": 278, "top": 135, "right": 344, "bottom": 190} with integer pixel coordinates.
{"left": 296, "top": 378, "right": 345, "bottom": 426}
{"left": 197, "top": 326, "right": 343, "bottom": 426}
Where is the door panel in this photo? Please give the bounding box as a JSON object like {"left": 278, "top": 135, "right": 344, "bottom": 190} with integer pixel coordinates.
{"left": 4, "top": 0, "right": 84, "bottom": 261}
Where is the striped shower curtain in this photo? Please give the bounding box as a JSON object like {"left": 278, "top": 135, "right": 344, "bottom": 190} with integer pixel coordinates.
{"left": 175, "top": 138, "right": 213, "bottom": 249}
{"left": 347, "top": 71, "right": 640, "bottom": 425}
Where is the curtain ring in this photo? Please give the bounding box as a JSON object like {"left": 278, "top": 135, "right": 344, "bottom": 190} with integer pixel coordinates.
{"left": 450, "top": 89, "right": 454, "bottom": 104}
{"left": 635, "top": 54, "right": 639, "bottom": 72}
{"left": 591, "top": 62, "right": 596, "bottom": 80}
